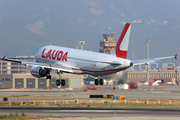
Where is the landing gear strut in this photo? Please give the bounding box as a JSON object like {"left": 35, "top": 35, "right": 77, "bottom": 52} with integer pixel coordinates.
{"left": 56, "top": 71, "right": 66, "bottom": 86}
{"left": 46, "top": 74, "right": 51, "bottom": 79}
{"left": 46, "top": 70, "right": 51, "bottom": 79}
{"left": 95, "top": 76, "right": 104, "bottom": 85}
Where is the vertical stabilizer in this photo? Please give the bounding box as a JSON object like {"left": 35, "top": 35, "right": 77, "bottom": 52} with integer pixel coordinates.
{"left": 111, "top": 23, "right": 131, "bottom": 59}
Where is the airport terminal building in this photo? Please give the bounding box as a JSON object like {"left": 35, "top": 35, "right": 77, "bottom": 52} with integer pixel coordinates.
{"left": 0, "top": 73, "right": 83, "bottom": 89}
{"left": 128, "top": 66, "right": 180, "bottom": 84}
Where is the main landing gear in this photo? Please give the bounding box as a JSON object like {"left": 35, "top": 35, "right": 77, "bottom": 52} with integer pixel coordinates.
{"left": 46, "top": 71, "right": 66, "bottom": 86}
{"left": 56, "top": 71, "right": 65, "bottom": 86}
{"left": 95, "top": 76, "right": 104, "bottom": 85}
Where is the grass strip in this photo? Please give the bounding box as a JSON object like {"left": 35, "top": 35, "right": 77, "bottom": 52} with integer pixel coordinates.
{"left": 0, "top": 95, "right": 63, "bottom": 98}
{"left": 0, "top": 113, "right": 72, "bottom": 120}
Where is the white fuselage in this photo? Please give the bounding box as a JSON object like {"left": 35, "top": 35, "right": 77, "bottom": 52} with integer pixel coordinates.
{"left": 35, "top": 45, "right": 132, "bottom": 77}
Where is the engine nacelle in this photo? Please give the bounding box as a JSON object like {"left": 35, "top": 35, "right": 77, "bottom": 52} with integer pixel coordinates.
{"left": 30, "top": 66, "right": 48, "bottom": 78}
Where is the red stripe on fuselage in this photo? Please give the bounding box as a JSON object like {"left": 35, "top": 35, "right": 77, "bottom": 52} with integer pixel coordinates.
{"left": 72, "top": 68, "right": 127, "bottom": 73}
{"left": 115, "top": 23, "right": 130, "bottom": 59}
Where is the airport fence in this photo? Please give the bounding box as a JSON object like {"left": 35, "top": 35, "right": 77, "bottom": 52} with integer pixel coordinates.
{"left": 0, "top": 99, "right": 180, "bottom": 106}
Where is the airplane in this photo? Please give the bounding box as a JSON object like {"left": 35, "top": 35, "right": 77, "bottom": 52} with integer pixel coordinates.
{"left": 1, "top": 23, "right": 177, "bottom": 86}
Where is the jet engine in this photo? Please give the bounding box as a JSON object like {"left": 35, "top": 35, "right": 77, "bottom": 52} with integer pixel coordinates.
{"left": 30, "top": 66, "right": 48, "bottom": 78}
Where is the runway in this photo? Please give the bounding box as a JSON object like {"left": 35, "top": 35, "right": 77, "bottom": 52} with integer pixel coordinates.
{"left": 0, "top": 107, "right": 180, "bottom": 117}
{"left": 1, "top": 85, "right": 180, "bottom": 101}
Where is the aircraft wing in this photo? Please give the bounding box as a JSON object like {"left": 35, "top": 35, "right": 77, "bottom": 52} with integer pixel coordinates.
{"left": 132, "top": 54, "right": 177, "bottom": 65}
{"left": 1, "top": 56, "right": 74, "bottom": 73}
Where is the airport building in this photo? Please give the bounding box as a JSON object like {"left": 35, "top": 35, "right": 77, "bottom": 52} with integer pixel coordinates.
{"left": 131, "top": 63, "right": 159, "bottom": 71}
{"left": 0, "top": 61, "right": 30, "bottom": 74}
{"left": 99, "top": 33, "right": 117, "bottom": 54}
{"left": 127, "top": 66, "right": 180, "bottom": 84}
{"left": 0, "top": 73, "right": 83, "bottom": 89}
{"left": 0, "top": 56, "right": 35, "bottom": 74}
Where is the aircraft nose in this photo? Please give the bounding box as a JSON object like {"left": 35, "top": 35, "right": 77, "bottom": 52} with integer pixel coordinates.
{"left": 130, "top": 62, "right": 133, "bottom": 66}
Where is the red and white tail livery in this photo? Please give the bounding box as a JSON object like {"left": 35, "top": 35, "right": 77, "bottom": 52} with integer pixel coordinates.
{"left": 1, "top": 23, "right": 177, "bottom": 86}
{"left": 112, "top": 23, "right": 131, "bottom": 59}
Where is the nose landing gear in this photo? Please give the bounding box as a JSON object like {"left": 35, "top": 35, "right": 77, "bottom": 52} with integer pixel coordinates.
{"left": 46, "top": 74, "right": 51, "bottom": 79}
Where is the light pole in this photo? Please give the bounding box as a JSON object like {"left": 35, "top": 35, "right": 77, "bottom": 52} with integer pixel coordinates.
{"left": 146, "top": 39, "right": 150, "bottom": 85}
{"left": 75, "top": 41, "right": 85, "bottom": 50}
{"left": 146, "top": 39, "right": 150, "bottom": 59}
{"left": 79, "top": 41, "right": 85, "bottom": 50}
{"left": 75, "top": 41, "right": 79, "bottom": 49}
{"left": 131, "top": 52, "right": 135, "bottom": 60}
{"left": 175, "top": 70, "right": 179, "bottom": 86}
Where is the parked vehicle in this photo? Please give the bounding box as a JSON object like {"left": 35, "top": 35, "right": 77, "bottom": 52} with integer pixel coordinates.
{"left": 128, "top": 82, "right": 138, "bottom": 89}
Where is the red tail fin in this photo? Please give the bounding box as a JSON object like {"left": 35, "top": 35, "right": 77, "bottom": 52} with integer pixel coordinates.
{"left": 111, "top": 23, "right": 131, "bottom": 59}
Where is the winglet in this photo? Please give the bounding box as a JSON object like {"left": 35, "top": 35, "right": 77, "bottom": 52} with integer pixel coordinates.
{"left": 2, "top": 56, "right": 6, "bottom": 61}
{"left": 175, "top": 54, "right": 177, "bottom": 60}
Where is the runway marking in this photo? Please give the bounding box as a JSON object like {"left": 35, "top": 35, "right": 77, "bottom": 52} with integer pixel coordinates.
{"left": 43, "top": 110, "right": 145, "bottom": 113}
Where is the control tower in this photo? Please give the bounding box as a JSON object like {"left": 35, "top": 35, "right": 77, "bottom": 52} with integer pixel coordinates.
{"left": 99, "top": 33, "right": 117, "bottom": 54}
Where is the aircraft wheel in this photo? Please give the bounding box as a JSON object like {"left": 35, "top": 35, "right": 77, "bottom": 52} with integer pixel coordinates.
{"left": 95, "top": 79, "right": 99, "bottom": 85}
{"left": 56, "top": 79, "right": 61, "bottom": 86}
{"left": 46, "top": 75, "right": 51, "bottom": 79}
{"left": 100, "top": 79, "right": 104, "bottom": 85}
{"left": 61, "top": 79, "right": 65, "bottom": 86}
{"left": 49, "top": 75, "right": 51, "bottom": 79}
